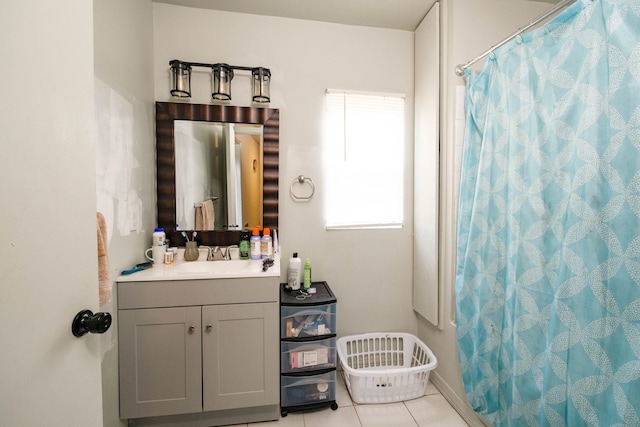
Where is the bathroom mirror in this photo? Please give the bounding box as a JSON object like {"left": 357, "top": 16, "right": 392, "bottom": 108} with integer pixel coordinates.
{"left": 156, "top": 102, "right": 279, "bottom": 247}
{"left": 174, "top": 120, "right": 263, "bottom": 231}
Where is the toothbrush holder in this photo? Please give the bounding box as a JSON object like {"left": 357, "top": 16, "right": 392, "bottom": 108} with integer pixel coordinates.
{"left": 184, "top": 241, "right": 199, "bottom": 262}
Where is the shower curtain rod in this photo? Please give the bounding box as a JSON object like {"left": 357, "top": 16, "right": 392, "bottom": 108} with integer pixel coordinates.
{"left": 454, "top": 0, "right": 576, "bottom": 76}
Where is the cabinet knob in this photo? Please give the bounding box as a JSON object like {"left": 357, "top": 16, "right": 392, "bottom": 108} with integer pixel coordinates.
{"left": 188, "top": 325, "right": 196, "bottom": 333}
{"left": 206, "top": 323, "right": 212, "bottom": 331}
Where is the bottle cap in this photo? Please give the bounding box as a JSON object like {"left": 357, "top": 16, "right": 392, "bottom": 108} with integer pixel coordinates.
{"left": 264, "top": 228, "right": 270, "bottom": 236}
{"left": 293, "top": 252, "right": 298, "bottom": 258}
{"left": 154, "top": 228, "right": 164, "bottom": 232}
{"left": 252, "top": 227, "right": 260, "bottom": 235}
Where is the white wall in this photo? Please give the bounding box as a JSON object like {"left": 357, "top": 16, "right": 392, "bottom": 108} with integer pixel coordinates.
{"left": 153, "top": 4, "right": 419, "bottom": 338}
{"left": 418, "top": 0, "right": 558, "bottom": 424}
{"left": 93, "top": 0, "right": 155, "bottom": 426}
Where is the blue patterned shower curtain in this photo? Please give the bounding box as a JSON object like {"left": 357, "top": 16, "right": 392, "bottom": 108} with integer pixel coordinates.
{"left": 455, "top": 0, "right": 640, "bottom": 425}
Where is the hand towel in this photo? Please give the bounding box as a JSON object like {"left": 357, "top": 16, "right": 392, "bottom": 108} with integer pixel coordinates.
{"left": 194, "top": 205, "right": 204, "bottom": 230}
{"left": 202, "top": 199, "right": 215, "bottom": 230}
{"left": 97, "top": 212, "right": 111, "bottom": 305}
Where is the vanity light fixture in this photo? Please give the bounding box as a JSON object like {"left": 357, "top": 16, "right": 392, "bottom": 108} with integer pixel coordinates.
{"left": 169, "top": 59, "right": 271, "bottom": 104}
{"left": 169, "top": 60, "right": 192, "bottom": 98}
{"left": 251, "top": 67, "right": 271, "bottom": 103}
{"left": 212, "top": 63, "right": 233, "bottom": 100}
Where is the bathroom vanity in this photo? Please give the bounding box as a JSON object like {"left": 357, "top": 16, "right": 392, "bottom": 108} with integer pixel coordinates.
{"left": 116, "top": 257, "right": 280, "bottom": 427}
{"left": 122, "top": 101, "right": 282, "bottom": 425}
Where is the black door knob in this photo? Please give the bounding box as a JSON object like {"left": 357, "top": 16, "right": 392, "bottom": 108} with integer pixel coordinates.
{"left": 72, "top": 310, "right": 112, "bottom": 337}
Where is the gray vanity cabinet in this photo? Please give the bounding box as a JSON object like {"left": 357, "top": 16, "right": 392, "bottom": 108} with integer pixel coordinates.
{"left": 119, "top": 306, "right": 203, "bottom": 419}
{"left": 117, "top": 277, "right": 280, "bottom": 425}
{"left": 202, "top": 302, "right": 279, "bottom": 412}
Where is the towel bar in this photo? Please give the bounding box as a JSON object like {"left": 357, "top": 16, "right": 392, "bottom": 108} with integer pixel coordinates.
{"left": 194, "top": 196, "right": 218, "bottom": 208}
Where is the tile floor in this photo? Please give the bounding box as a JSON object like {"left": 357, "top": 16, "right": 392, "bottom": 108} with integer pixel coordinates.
{"left": 229, "top": 373, "right": 469, "bottom": 427}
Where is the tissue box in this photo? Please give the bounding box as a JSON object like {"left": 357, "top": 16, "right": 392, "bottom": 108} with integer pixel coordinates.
{"left": 290, "top": 347, "right": 329, "bottom": 369}
{"left": 281, "top": 336, "right": 336, "bottom": 373}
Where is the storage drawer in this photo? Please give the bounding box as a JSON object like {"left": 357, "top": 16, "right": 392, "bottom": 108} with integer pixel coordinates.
{"left": 281, "top": 371, "right": 336, "bottom": 407}
{"left": 281, "top": 337, "right": 337, "bottom": 373}
{"left": 281, "top": 304, "right": 336, "bottom": 338}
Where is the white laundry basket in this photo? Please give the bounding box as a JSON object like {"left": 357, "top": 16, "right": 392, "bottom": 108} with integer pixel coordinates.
{"left": 337, "top": 333, "right": 437, "bottom": 404}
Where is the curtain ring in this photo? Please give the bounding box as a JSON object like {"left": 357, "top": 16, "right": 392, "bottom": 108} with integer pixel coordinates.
{"left": 290, "top": 175, "right": 315, "bottom": 202}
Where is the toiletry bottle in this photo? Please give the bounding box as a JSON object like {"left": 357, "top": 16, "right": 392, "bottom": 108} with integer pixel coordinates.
{"left": 239, "top": 230, "right": 250, "bottom": 260}
{"left": 287, "top": 252, "right": 302, "bottom": 290}
{"left": 250, "top": 227, "right": 262, "bottom": 260}
{"left": 153, "top": 228, "right": 166, "bottom": 247}
{"left": 303, "top": 258, "right": 312, "bottom": 290}
{"left": 261, "top": 228, "right": 273, "bottom": 258}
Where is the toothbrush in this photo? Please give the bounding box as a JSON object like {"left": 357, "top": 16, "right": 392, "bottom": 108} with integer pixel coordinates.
{"left": 181, "top": 231, "right": 189, "bottom": 242}
{"left": 192, "top": 231, "right": 197, "bottom": 241}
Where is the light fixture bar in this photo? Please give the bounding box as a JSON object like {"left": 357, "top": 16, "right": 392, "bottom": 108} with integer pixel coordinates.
{"left": 169, "top": 59, "right": 271, "bottom": 103}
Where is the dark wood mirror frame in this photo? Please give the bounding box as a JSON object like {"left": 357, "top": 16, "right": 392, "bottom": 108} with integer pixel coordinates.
{"left": 156, "top": 102, "right": 279, "bottom": 247}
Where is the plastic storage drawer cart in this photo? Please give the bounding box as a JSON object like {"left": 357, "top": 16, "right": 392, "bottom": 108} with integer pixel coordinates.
{"left": 337, "top": 333, "right": 437, "bottom": 404}
{"left": 280, "top": 281, "right": 338, "bottom": 417}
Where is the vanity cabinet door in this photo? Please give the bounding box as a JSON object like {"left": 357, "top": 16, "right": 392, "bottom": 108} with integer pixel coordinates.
{"left": 119, "top": 306, "right": 202, "bottom": 419}
{"left": 202, "top": 302, "right": 279, "bottom": 412}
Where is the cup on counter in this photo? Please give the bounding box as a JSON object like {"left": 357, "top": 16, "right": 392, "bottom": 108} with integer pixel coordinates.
{"left": 145, "top": 246, "right": 166, "bottom": 266}
{"left": 184, "top": 241, "right": 199, "bottom": 261}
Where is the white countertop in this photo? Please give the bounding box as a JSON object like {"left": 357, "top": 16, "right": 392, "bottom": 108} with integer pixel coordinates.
{"left": 117, "top": 252, "right": 280, "bottom": 282}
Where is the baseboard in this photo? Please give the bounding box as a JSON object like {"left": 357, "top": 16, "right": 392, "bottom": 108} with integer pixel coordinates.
{"left": 430, "top": 371, "right": 489, "bottom": 427}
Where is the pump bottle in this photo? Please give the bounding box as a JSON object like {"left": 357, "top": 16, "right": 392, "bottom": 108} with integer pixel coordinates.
{"left": 287, "top": 253, "right": 302, "bottom": 290}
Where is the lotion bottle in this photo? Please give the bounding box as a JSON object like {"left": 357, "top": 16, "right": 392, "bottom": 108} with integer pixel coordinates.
{"left": 287, "top": 253, "right": 302, "bottom": 290}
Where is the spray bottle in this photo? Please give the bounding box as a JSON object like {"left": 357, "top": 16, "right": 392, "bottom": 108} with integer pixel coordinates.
{"left": 303, "top": 258, "right": 312, "bottom": 290}
{"left": 250, "top": 227, "right": 262, "bottom": 260}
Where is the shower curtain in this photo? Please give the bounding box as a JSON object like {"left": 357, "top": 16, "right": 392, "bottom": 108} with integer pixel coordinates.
{"left": 456, "top": 0, "right": 640, "bottom": 426}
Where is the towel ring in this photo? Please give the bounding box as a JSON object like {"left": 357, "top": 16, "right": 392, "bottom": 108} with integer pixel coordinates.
{"left": 290, "top": 175, "right": 315, "bottom": 202}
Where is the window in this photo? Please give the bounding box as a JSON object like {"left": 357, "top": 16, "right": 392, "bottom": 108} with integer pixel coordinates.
{"left": 324, "top": 90, "right": 405, "bottom": 229}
